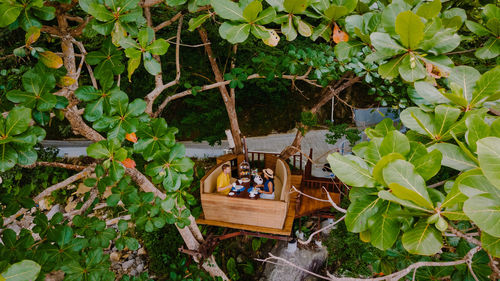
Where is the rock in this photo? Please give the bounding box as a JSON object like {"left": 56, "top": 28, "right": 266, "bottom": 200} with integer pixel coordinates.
{"left": 7, "top": 223, "right": 21, "bottom": 236}
{"left": 263, "top": 241, "right": 328, "bottom": 281}
{"left": 47, "top": 204, "right": 61, "bottom": 220}
{"left": 45, "top": 270, "right": 65, "bottom": 281}
{"left": 122, "top": 260, "right": 134, "bottom": 271}
{"left": 137, "top": 248, "right": 146, "bottom": 255}
{"left": 136, "top": 263, "right": 144, "bottom": 273}
{"left": 130, "top": 269, "right": 137, "bottom": 276}
{"left": 110, "top": 252, "right": 121, "bottom": 262}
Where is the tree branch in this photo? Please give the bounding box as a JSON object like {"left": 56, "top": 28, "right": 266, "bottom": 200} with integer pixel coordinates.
{"left": 20, "top": 161, "right": 88, "bottom": 170}
{"left": 297, "top": 215, "right": 345, "bottom": 245}
{"left": 154, "top": 11, "right": 183, "bottom": 32}
{"left": 257, "top": 247, "right": 482, "bottom": 281}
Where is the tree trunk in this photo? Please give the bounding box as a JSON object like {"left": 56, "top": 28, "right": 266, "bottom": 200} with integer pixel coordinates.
{"left": 279, "top": 76, "right": 362, "bottom": 160}
{"left": 198, "top": 28, "right": 243, "bottom": 154}
{"left": 55, "top": 15, "right": 228, "bottom": 280}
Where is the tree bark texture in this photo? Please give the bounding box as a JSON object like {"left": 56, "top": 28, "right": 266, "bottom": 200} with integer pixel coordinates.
{"left": 198, "top": 28, "right": 243, "bottom": 154}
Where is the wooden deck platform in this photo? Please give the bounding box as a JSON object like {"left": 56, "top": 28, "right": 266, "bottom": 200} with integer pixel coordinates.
{"left": 197, "top": 194, "right": 297, "bottom": 236}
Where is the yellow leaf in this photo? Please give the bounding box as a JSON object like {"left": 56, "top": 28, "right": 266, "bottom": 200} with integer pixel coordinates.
{"left": 57, "top": 76, "right": 76, "bottom": 87}
{"left": 25, "top": 26, "right": 41, "bottom": 47}
{"left": 263, "top": 29, "right": 280, "bottom": 47}
{"left": 39, "top": 51, "right": 63, "bottom": 69}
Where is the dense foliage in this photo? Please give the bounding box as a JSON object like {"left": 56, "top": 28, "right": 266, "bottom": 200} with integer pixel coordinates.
{"left": 0, "top": 0, "right": 498, "bottom": 279}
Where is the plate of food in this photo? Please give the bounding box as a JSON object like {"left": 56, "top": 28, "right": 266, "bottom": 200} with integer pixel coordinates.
{"left": 228, "top": 192, "right": 235, "bottom": 196}
{"left": 240, "top": 177, "right": 250, "bottom": 183}
{"left": 232, "top": 185, "right": 244, "bottom": 191}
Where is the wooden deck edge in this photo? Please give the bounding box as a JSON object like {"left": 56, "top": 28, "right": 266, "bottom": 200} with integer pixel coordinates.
{"left": 197, "top": 196, "right": 297, "bottom": 236}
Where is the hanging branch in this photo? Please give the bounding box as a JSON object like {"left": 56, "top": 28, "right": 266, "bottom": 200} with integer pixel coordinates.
{"left": 298, "top": 215, "right": 345, "bottom": 245}
{"left": 256, "top": 247, "right": 482, "bottom": 281}
{"left": 20, "top": 161, "right": 89, "bottom": 170}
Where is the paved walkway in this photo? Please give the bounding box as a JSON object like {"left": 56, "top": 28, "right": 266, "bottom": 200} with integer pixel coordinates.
{"left": 42, "top": 129, "right": 353, "bottom": 177}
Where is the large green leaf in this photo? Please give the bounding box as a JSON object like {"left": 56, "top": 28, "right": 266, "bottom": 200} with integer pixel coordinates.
{"left": 412, "top": 149, "right": 442, "bottom": 181}
{"left": 477, "top": 137, "right": 500, "bottom": 189}
{"left": 345, "top": 196, "right": 382, "bottom": 233}
{"left": 370, "top": 32, "right": 406, "bottom": 59}
{"left": 433, "top": 104, "right": 461, "bottom": 138}
{"left": 283, "top": 0, "right": 307, "bottom": 14}
{"left": 372, "top": 153, "right": 405, "bottom": 186}
{"left": 210, "top": 0, "right": 245, "bottom": 21}
{"left": 0, "top": 260, "right": 41, "bottom": 281}
{"left": 400, "top": 107, "right": 435, "bottom": 136}
{"left": 383, "top": 160, "right": 433, "bottom": 209}
{"left": 369, "top": 202, "right": 400, "bottom": 250}
{"left": 378, "top": 190, "right": 431, "bottom": 212}
{"left": 378, "top": 55, "right": 405, "bottom": 80}
{"left": 448, "top": 66, "right": 480, "bottom": 103}
{"left": 219, "top": 22, "right": 251, "bottom": 43}
{"left": 0, "top": 4, "right": 22, "bottom": 27}
{"left": 395, "top": 11, "right": 424, "bottom": 49}
{"left": 475, "top": 37, "right": 500, "bottom": 60}
{"left": 243, "top": 0, "right": 262, "bottom": 22}
{"left": 455, "top": 169, "right": 500, "bottom": 200}
{"left": 413, "top": 82, "right": 450, "bottom": 105}
{"left": 188, "top": 14, "right": 211, "bottom": 31}
{"left": 416, "top": 0, "right": 441, "bottom": 19}
{"left": 5, "top": 107, "right": 31, "bottom": 136}
{"left": 87, "top": 142, "right": 111, "bottom": 159}
{"left": 380, "top": 1, "right": 411, "bottom": 36}
{"left": 398, "top": 54, "right": 426, "bottom": 82}
{"left": 146, "top": 39, "right": 169, "bottom": 55}
{"left": 464, "top": 194, "right": 500, "bottom": 237}
{"left": 402, "top": 221, "right": 442, "bottom": 255}
{"left": 281, "top": 16, "right": 297, "bottom": 41}
{"left": 428, "top": 143, "right": 477, "bottom": 171}
{"left": 328, "top": 153, "right": 376, "bottom": 187}
{"left": 482, "top": 232, "right": 500, "bottom": 258}
{"left": 471, "top": 66, "right": 500, "bottom": 106}
{"left": 465, "top": 115, "right": 490, "bottom": 152}
{"left": 379, "top": 130, "right": 410, "bottom": 157}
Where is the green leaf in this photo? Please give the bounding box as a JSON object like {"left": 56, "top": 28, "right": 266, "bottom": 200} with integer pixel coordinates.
{"left": 464, "top": 194, "right": 500, "bottom": 237}
{"left": 378, "top": 55, "right": 405, "bottom": 80}
{"left": 428, "top": 143, "right": 477, "bottom": 171}
{"left": 434, "top": 104, "right": 461, "bottom": 138}
{"left": 281, "top": 16, "right": 297, "bottom": 41}
{"left": 88, "top": 3, "right": 114, "bottom": 22}
{"left": 219, "top": 22, "right": 251, "bottom": 44}
{"left": 328, "top": 153, "right": 376, "bottom": 187}
{"left": 471, "top": 66, "right": 500, "bottom": 106}
{"left": 0, "top": 260, "right": 41, "bottom": 281}
{"left": 378, "top": 190, "right": 431, "bottom": 212}
{"left": 210, "top": 0, "right": 245, "bottom": 21}
{"left": 243, "top": 0, "right": 262, "bottom": 22}
{"left": 414, "top": 81, "right": 450, "bottom": 104}
{"left": 416, "top": 0, "right": 441, "bottom": 19}
{"left": 373, "top": 153, "right": 404, "bottom": 186}
{"left": 482, "top": 232, "right": 500, "bottom": 258}
{"left": 383, "top": 160, "right": 433, "bottom": 209}
{"left": 370, "top": 202, "right": 400, "bottom": 250}
{"left": 87, "top": 142, "right": 110, "bottom": 159}
{"left": 283, "top": 0, "right": 307, "bottom": 14}
{"left": 449, "top": 66, "right": 480, "bottom": 103}
{"left": 138, "top": 27, "right": 154, "bottom": 48}
{"left": 398, "top": 54, "right": 426, "bottom": 82}
{"left": 400, "top": 107, "right": 435, "bottom": 136}
{"left": 465, "top": 20, "right": 491, "bottom": 36}
{"left": 255, "top": 7, "right": 276, "bottom": 25}
{"left": 395, "top": 11, "right": 424, "bottom": 49}
{"left": 379, "top": 130, "right": 410, "bottom": 157}
{"left": 477, "top": 137, "right": 500, "bottom": 189}
{"left": 465, "top": 115, "right": 489, "bottom": 152}
{"left": 324, "top": 5, "right": 348, "bottom": 20}
{"left": 475, "top": 37, "right": 500, "bottom": 60}
{"left": 125, "top": 48, "right": 141, "bottom": 81}
{"left": 5, "top": 107, "right": 31, "bottom": 136}
{"left": 0, "top": 4, "right": 22, "bottom": 27}
{"left": 402, "top": 221, "right": 442, "bottom": 255}
{"left": 146, "top": 39, "right": 169, "bottom": 55}
{"left": 345, "top": 196, "right": 382, "bottom": 233}
{"left": 370, "top": 32, "right": 406, "bottom": 59}
{"left": 412, "top": 149, "right": 442, "bottom": 181}
{"left": 334, "top": 41, "right": 364, "bottom": 61}
{"left": 381, "top": 1, "right": 411, "bottom": 36}
{"left": 295, "top": 18, "right": 312, "bottom": 37}
{"left": 483, "top": 4, "right": 500, "bottom": 20}
{"left": 420, "top": 29, "right": 461, "bottom": 55}
{"left": 188, "top": 14, "right": 211, "bottom": 32}
{"left": 143, "top": 54, "right": 161, "bottom": 75}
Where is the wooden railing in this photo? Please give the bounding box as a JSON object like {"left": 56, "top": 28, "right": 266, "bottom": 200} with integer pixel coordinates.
{"left": 247, "top": 150, "right": 304, "bottom": 171}
{"left": 301, "top": 177, "right": 349, "bottom": 197}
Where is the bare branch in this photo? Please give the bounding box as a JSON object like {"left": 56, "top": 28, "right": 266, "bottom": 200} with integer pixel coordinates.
{"left": 258, "top": 247, "right": 482, "bottom": 281}
{"left": 448, "top": 225, "right": 481, "bottom": 246}
{"left": 64, "top": 188, "right": 98, "bottom": 218}
{"left": 20, "top": 161, "right": 88, "bottom": 170}
{"left": 2, "top": 164, "right": 96, "bottom": 227}
{"left": 154, "top": 11, "right": 183, "bottom": 32}
{"left": 297, "top": 215, "right": 345, "bottom": 245}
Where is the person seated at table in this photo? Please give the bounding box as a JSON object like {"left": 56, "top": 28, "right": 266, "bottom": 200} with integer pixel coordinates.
{"left": 256, "top": 168, "right": 275, "bottom": 200}
{"left": 217, "top": 164, "right": 233, "bottom": 195}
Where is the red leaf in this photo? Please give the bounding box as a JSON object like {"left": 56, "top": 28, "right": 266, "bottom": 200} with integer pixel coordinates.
{"left": 121, "top": 158, "right": 136, "bottom": 168}
{"left": 125, "top": 132, "right": 138, "bottom": 143}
